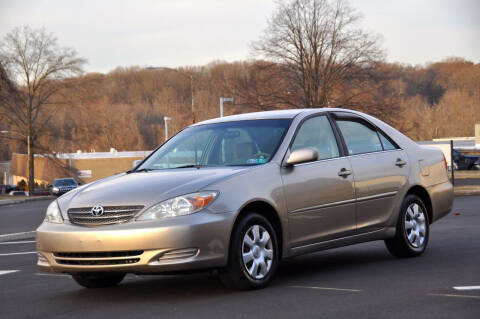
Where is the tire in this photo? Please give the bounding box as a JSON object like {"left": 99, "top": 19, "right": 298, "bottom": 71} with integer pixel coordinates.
{"left": 385, "top": 194, "right": 429, "bottom": 258}
{"left": 220, "top": 213, "right": 279, "bottom": 290}
{"left": 72, "top": 272, "right": 125, "bottom": 288}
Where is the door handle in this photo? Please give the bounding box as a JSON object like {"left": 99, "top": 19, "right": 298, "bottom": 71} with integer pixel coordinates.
{"left": 395, "top": 158, "right": 407, "bottom": 167}
{"left": 338, "top": 168, "right": 352, "bottom": 177}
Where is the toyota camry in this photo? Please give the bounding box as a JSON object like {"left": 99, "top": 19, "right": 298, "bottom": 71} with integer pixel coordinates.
{"left": 36, "top": 108, "right": 453, "bottom": 290}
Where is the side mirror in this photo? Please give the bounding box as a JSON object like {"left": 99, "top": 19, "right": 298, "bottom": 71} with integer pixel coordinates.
{"left": 285, "top": 147, "right": 319, "bottom": 166}
{"left": 132, "top": 159, "right": 142, "bottom": 169}
{"left": 47, "top": 184, "right": 52, "bottom": 188}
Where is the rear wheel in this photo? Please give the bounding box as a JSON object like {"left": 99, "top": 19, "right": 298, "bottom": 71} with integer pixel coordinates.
{"left": 72, "top": 272, "right": 125, "bottom": 288}
{"left": 385, "top": 194, "right": 429, "bottom": 257}
{"left": 220, "top": 213, "right": 278, "bottom": 290}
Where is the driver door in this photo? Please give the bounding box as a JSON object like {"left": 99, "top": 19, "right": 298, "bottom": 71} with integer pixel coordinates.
{"left": 281, "top": 115, "right": 356, "bottom": 247}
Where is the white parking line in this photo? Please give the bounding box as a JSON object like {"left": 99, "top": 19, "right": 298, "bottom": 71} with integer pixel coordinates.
{"left": 0, "top": 251, "right": 37, "bottom": 256}
{"left": 0, "top": 270, "right": 19, "bottom": 275}
{"left": 453, "top": 286, "right": 480, "bottom": 291}
{"left": 0, "top": 241, "right": 36, "bottom": 245}
{"left": 289, "top": 285, "right": 362, "bottom": 292}
{"left": 429, "top": 293, "right": 480, "bottom": 300}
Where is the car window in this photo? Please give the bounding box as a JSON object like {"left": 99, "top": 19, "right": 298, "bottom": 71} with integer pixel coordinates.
{"left": 291, "top": 116, "right": 340, "bottom": 160}
{"left": 54, "top": 179, "right": 77, "bottom": 186}
{"left": 154, "top": 129, "right": 214, "bottom": 169}
{"left": 336, "top": 119, "right": 383, "bottom": 155}
{"left": 379, "top": 132, "right": 397, "bottom": 151}
{"left": 139, "top": 119, "right": 291, "bottom": 169}
{"left": 452, "top": 150, "right": 460, "bottom": 160}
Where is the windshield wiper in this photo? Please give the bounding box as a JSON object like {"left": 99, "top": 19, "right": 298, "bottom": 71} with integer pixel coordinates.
{"left": 172, "top": 164, "right": 204, "bottom": 169}
{"left": 226, "top": 163, "right": 261, "bottom": 166}
{"left": 127, "top": 168, "right": 155, "bottom": 174}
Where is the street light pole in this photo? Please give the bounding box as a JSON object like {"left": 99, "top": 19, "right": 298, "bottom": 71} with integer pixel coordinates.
{"left": 220, "top": 97, "right": 234, "bottom": 117}
{"left": 164, "top": 116, "right": 172, "bottom": 141}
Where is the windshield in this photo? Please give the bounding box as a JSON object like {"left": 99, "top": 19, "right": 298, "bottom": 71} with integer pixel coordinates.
{"left": 54, "top": 178, "right": 77, "bottom": 186}
{"left": 137, "top": 119, "right": 292, "bottom": 170}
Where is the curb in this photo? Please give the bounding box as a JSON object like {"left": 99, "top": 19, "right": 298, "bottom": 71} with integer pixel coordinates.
{"left": 0, "top": 196, "right": 54, "bottom": 207}
{"left": 455, "top": 190, "right": 480, "bottom": 196}
{"left": 0, "top": 231, "right": 36, "bottom": 242}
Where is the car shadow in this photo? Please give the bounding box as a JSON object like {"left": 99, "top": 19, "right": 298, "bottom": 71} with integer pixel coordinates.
{"left": 53, "top": 243, "right": 398, "bottom": 303}
{"left": 276, "top": 244, "right": 395, "bottom": 281}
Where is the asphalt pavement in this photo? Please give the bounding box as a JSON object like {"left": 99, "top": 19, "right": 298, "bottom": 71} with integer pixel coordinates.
{"left": 0, "top": 197, "right": 479, "bottom": 319}
{"left": 0, "top": 199, "right": 52, "bottom": 235}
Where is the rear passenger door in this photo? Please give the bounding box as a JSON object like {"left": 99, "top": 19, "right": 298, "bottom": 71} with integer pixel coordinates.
{"left": 332, "top": 112, "right": 409, "bottom": 233}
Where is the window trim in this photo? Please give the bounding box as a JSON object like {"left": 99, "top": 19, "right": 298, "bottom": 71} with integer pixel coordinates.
{"left": 331, "top": 112, "right": 401, "bottom": 156}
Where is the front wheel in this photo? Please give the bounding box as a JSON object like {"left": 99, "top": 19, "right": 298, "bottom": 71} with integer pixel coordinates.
{"left": 385, "top": 194, "right": 429, "bottom": 258}
{"left": 220, "top": 213, "right": 279, "bottom": 290}
{"left": 72, "top": 272, "right": 125, "bottom": 288}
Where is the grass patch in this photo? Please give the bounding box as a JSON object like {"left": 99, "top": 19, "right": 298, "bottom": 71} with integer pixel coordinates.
{"left": 0, "top": 195, "right": 29, "bottom": 200}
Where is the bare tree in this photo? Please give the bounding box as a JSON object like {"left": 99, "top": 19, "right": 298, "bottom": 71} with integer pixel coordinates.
{"left": 252, "top": 0, "right": 384, "bottom": 107}
{"left": 0, "top": 26, "right": 86, "bottom": 191}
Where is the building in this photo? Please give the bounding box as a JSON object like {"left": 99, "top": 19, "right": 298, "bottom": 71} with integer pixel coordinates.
{"left": 10, "top": 149, "right": 151, "bottom": 186}
{"left": 417, "top": 123, "right": 480, "bottom": 168}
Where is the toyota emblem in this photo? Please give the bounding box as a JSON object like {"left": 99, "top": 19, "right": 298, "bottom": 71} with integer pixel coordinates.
{"left": 91, "top": 205, "right": 104, "bottom": 217}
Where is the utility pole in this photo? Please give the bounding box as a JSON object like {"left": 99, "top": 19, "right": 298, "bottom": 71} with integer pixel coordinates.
{"left": 190, "top": 75, "right": 195, "bottom": 123}
{"left": 1, "top": 130, "right": 31, "bottom": 192}
{"left": 220, "top": 97, "right": 234, "bottom": 117}
{"left": 166, "top": 68, "right": 195, "bottom": 123}
{"left": 27, "top": 134, "right": 32, "bottom": 191}
{"left": 164, "top": 116, "right": 172, "bottom": 141}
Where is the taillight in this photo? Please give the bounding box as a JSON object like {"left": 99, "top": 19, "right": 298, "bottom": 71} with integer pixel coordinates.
{"left": 442, "top": 153, "right": 448, "bottom": 171}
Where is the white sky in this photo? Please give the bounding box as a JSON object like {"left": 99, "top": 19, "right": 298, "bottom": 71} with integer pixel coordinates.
{"left": 1, "top": 0, "right": 479, "bottom": 73}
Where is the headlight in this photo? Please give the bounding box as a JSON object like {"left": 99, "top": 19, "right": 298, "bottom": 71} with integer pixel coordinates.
{"left": 137, "top": 191, "right": 218, "bottom": 221}
{"left": 52, "top": 187, "right": 59, "bottom": 192}
{"left": 44, "top": 201, "right": 63, "bottom": 223}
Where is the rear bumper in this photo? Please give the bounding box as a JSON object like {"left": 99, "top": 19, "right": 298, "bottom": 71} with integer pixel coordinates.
{"left": 36, "top": 211, "right": 233, "bottom": 273}
{"left": 428, "top": 181, "right": 454, "bottom": 223}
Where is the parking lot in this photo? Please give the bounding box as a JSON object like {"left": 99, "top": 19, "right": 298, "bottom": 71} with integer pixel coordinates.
{"left": 0, "top": 197, "right": 479, "bottom": 319}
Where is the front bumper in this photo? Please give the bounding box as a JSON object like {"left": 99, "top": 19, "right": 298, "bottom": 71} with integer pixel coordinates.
{"left": 51, "top": 188, "right": 76, "bottom": 196}
{"left": 36, "top": 211, "right": 233, "bottom": 273}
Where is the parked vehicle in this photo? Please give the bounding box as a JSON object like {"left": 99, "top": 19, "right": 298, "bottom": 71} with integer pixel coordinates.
{"left": 36, "top": 108, "right": 453, "bottom": 290}
{"left": 1, "top": 184, "right": 19, "bottom": 195}
{"left": 49, "top": 178, "right": 78, "bottom": 196}
{"left": 9, "top": 190, "right": 28, "bottom": 196}
{"left": 452, "top": 149, "right": 480, "bottom": 170}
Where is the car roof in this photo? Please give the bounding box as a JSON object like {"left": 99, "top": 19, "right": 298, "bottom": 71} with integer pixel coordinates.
{"left": 192, "top": 108, "right": 353, "bottom": 126}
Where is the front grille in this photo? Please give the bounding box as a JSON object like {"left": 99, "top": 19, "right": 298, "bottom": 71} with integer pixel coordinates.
{"left": 68, "top": 205, "right": 144, "bottom": 226}
{"left": 56, "top": 258, "right": 140, "bottom": 266}
{"left": 54, "top": 251, "right": 143, "bottom": 258}
{"left": 54, "top": 250, "right": 143, "bottom": 266}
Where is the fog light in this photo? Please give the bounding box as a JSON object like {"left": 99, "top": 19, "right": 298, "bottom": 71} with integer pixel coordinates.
{"left": 37, "top": 253, "right": 49, "bottom": 265}
{"left": 158, "top": 248, "right": 199, "bottom": 261}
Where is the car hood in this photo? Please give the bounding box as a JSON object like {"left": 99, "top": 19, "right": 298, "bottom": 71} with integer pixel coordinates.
{"left": 57, "top": 167, "right": 252, "bottom": 215}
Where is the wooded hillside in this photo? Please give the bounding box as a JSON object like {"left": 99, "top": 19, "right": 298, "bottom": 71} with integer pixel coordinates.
{"left": 1, "top": 57, "right": 479, "bottom": 160}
